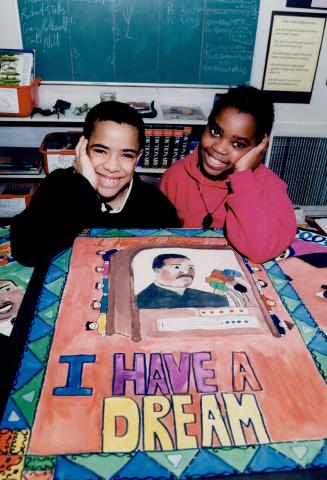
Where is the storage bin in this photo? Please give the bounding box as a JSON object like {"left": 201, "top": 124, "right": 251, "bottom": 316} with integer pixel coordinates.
{"left": 39, "top": 131, "right": 81, "bottom": 174}
{"left": 0, "top": 78, "right": 41, "bottom": 117}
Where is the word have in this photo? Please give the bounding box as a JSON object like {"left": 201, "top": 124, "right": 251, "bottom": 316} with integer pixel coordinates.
{"left": 112, "top": 351, "right": 263, "bottom": 395}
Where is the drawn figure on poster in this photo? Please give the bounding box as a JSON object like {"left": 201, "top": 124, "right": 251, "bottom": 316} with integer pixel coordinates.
{"left": 136, "top": 253, "right": 229, "bottom": 309}
{"left": 89, "top": 249, "right": 118, "bottom": 335}
{"left": 0, "top": 279, "right": 24, "bottom": 336}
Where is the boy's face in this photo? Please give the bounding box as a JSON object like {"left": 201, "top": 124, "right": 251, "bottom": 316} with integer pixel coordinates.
{"left": 201, "top": 106, "right": 257, "bottom": 177}
{"left": 87, "top": 120, "right": 143, "bottom": 202}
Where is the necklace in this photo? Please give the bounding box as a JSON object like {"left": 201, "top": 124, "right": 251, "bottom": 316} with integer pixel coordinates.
{"left": 196, "top": 183, "right": 228, "bottom": 229}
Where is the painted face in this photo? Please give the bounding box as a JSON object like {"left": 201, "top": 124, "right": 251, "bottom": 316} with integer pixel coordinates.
{"left": 155, "top": 257, "right": 195, "bottom": 288}
{"left": 0, "top": 279, "right": 24, "bottom": 323}
{"left": 200, "top": 106, "right": 258, "bottom": 177}
{"left": 87, "top": 120, "right": 143, "bottom": 206}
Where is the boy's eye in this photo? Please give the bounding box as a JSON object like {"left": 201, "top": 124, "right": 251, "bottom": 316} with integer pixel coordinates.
{"left": 123, "top": 153, "right": 136, "bottom": 159}
{"left": 93, "top": 148, "right": 106, "bottom": 155}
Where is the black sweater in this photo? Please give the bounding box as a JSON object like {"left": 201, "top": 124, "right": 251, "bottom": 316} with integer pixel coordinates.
{"left": 10, "top": 168, "right": 180, "bottom": 266}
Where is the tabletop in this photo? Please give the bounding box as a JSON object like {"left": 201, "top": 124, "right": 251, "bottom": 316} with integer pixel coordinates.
{"left": 0, "top": 226, "right": 326, "bottom": 480}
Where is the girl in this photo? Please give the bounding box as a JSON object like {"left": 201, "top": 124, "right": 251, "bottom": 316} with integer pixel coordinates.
{"left": 159, "top": 85, "right": 297, "bottom": 264}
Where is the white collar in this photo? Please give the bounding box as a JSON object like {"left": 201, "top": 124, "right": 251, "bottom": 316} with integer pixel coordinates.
{"left": 102, "top": 178, "right": 133, "bottom": 214}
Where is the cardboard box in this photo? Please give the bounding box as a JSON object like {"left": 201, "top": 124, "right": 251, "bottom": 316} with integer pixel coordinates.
{"left": 39, "top": 131, "right": 81, "bottom": 174}
{"left": 0, "top": 77, "right": 41, "bottom": 117}
{"left": 0, "top": 182, "right": 38, "bottom": 217}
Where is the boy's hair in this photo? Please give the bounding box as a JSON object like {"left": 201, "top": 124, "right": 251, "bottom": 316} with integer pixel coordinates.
{"left": 83, "top": 101, "right": 145, "bottom": 150}
{"left": 209, "top": 85, "right": 275, "bottom": 143}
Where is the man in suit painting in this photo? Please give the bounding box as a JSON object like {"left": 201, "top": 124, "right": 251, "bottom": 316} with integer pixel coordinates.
{"left": 136, "top": 253, "right": 229, "bottom": 309}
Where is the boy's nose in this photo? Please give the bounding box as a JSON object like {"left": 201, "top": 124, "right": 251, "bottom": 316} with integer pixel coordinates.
{"left": 103, "top": 154, "right": 120, "bottom": 171}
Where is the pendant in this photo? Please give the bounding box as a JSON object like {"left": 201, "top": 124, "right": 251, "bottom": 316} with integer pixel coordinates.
{"left": 202, "top": 213, "right": 213, "bottom": 229}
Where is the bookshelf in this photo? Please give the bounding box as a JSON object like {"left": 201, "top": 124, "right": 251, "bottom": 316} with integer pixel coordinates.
{"left": 0, "top": 112, "right": 206, "bottom": 176}
{"left": 0, "top": 82, "right": 217, "bottom": 218}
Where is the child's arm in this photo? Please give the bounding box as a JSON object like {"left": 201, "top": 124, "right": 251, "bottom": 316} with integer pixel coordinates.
{"left": 233, "top": 135, "right": 269, "bottom": 173}
{"left": 225, "top": 167, "right": 297, "bottom": 264}
{"left": 73, "top": 136, "right": 97, "bottom": 188}
{"left": 10, "top": 169, "right": 99, "bottom": 266}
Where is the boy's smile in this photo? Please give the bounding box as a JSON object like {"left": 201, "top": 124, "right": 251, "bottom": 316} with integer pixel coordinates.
{"left": 200, "top": 106, "right": 257, "bottom": 177}
{"left": 87, "top": 120, "right": 143, "bottom": 209}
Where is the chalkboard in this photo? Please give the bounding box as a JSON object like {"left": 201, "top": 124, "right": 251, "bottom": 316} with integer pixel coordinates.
{"left": 18, "top": 0, "right": 260, "bottom": 85}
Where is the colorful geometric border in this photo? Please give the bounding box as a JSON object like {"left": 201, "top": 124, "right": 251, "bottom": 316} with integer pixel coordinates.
{"left": 1, "top": 228, "right": 327, "bottom": 479}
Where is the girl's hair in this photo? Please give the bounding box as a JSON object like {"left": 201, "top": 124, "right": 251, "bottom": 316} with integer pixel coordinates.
{"left": 209, "top": 85, "right": 275, "bottom": 143}
{"left": 83, "top": 101, "right": 145, "bottom": 150}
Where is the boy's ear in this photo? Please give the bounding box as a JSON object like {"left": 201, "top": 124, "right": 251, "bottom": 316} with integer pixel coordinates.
{"left": 136, "top": 149, "right": 144, "bottom": 165}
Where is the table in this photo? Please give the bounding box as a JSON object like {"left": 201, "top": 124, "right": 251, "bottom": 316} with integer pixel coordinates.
{"left": 0, "top": 227, "right": 326, "bottom": 480}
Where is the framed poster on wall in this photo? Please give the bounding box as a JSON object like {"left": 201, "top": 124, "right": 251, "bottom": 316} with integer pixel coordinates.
{"left": 262, "top": 11, "right": 326, "bottom": 103}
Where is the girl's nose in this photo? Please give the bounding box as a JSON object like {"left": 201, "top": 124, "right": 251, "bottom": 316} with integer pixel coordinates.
{"left": 212, "top": 138, "right": 228, "bottom": 155}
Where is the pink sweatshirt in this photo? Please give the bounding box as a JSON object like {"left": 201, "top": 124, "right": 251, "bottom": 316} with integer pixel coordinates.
{"left": 159, "top": 147, "right": 297, "bottom": 263}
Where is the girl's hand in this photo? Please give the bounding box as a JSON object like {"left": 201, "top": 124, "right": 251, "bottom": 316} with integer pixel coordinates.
{"left": 74, "top": 136, "right": 97, "bottom": 188}
{"left": 234, "top": 134, "right": 269, "bottom": 173}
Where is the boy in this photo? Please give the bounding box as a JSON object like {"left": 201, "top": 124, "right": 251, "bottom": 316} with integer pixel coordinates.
{"left": 160, "top": 85, "right": 297, "bottom": 263}
{"left": 10, "top": 101, "right": 180, "bottom": 266}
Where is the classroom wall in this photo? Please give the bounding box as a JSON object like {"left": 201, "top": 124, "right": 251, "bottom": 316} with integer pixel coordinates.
{"left": 251, "top": 0, "right": 327, "bottom": 135}
{"left": 1, "top": 0, "right": 326, "bottom": 133}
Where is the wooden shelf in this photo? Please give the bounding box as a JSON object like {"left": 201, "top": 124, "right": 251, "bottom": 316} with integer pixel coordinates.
{"left": 0, "top": 112, "right": 208, "bottom": 126}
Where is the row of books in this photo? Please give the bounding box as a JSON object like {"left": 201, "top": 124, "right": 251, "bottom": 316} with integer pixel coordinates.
{"left": 141, "top": 124, "right": 193, "bottom": 169}
{"left": 0, "top": 147, "right": 43, "bottom": 175}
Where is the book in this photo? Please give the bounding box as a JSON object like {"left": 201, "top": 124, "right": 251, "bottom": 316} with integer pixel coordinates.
{"left": 0, "top": 147, "right": 42, "bottom": 175}
{"left": 142, "top": 124, "right": 153, "bottom": 167}
{"left": 170, "top": 125, "right": 185, "bottom": 165}
{"left": 179, "top": 125, "right": 192, "bottom": 159}
{"left": 0, "top": 49, "right": 35, "bottom": 86}
{"left": 161, "top": 105, "right": 206, "bottom": 121}
{"left": 152, "top": 125, "right": 163, "bottom": 168}
{"left": 160, "top": 125, "right": 174, "bottom": 168}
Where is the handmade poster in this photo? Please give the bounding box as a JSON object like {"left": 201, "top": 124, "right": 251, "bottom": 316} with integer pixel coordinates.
{"left": 0, "top": 228, "right": 33, "bottom": 337}
{"left": 1, "top": 230, "right": 327, "bottom": 479}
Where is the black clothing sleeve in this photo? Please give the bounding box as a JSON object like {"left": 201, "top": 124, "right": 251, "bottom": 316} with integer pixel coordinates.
{"left": 10, "top": 168, "right": 100, "bottom": 266}
{"left": 10, "top": 169, "right": 181, "bottom": 267}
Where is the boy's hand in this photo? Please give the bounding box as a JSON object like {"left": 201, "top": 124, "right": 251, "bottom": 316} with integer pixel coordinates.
{"left": 233, "top": 134, "right": 269, "bottom": 173}
{"left": 74, "top": 136, "right": 97, "bottom": 189}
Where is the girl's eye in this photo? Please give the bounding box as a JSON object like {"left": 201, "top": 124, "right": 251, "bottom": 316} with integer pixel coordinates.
{"left": 209, "top": 128, "right": 220, "bottom": 137}
{"left": 233, "top": 142, "right": 246, "bottom": 149}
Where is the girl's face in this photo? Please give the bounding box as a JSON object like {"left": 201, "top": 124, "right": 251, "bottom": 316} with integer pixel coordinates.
{"left": 200, "top": 106, "right": 258, "bottom": 177}
{"left": 87, "top": 120, "right": 143, "bottom": 203}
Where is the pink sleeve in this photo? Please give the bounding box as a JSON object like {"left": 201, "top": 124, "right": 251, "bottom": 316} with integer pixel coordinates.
{"left": 225, "top": 169, "right": 297, "bottom": 264}
{"left": 159, "top": 168, "right": 176, "bottom": 203}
